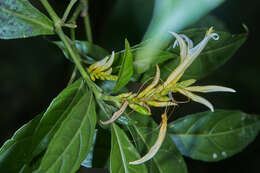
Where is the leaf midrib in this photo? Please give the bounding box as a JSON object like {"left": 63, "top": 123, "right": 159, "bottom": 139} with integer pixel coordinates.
{"left": 113, "top": 125, "right": 129, "bottom": 173}
{"left": 168, "top": 121, "right": 260, "bottom": 137}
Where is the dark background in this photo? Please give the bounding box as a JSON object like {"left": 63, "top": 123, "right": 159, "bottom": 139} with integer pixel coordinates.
{"left": 0, "top": 0, "right": 259, "bottom": 173}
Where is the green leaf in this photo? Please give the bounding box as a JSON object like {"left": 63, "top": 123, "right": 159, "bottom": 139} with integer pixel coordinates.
{"left": 135, "top": 0, "right": 225, "bottom": 73}
{"left": 128, "top": 114, "right": 188, "bottom": 173}
{"left": 54, "top": 40, "right": 109, "bottom": 63}
{"left": 110, "top": 123, "right": 148, "bottom": 173}
{"left": 35, "top": 89, "right": 97, "bottom": 173}
{"left": 0, "top": 0, "right": 54, "bottom": 39}
{"left": 31, "top": 80, "right": 86, "bottom": 160}
{"left": 141, "top": 28, "right": 247, "bottom": 82}
{"left": 168, "top": 110, "right": 260, "bottom": 162}
{"left": 81, "top": 130, "right": 97, "bottom": 168}
{"left": 0, "top": 113, "right": 43, "bottom": 173}
{"left": 112, "top": 39, "right": 134, "bottom": 93}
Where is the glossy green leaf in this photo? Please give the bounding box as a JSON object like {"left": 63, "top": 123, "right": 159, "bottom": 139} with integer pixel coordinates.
{"left": 141, "top": 28, "right": 247, "bottom": 82}
{"left": 0, "top": 0, "right": 54, "bottom": 39}
{"left": 31, "top": 80, "right": 86, "bottom": 160}
{"left": 168, "top": 110, "right": 260, "bottom": 162}
{"left": 81, "top": 130, "right": 97, "bottom": 168}
{"left": 54, "top": 40, "right": 109, "bottom": 63}
{"left": 110, "top": 123, "right": 148, "bottom": 173}
{"left": 0, "top": 113, "right": 43, "bottom": 173}
{"left": 35, "top": 90, "right": 97, "bottom": 173}
{"left": 128, "top": 114, "right": 188, "bottom": 173}
{"left": 112, "top": 39, "right": 134, "bottom": 93}
{"left": 135, "top": 0, "right": 225, "bottom": 73}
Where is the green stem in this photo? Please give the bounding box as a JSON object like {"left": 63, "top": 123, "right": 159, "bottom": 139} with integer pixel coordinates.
{"left": 62, "top": 0, "right": 78, "bottom": 22}
{"left": 68, "top": 3, "right": 83, "bottom": 23}
{"left": 39, "top": 0, "right": 60, "bottom": 22}
{"left": 40, "top": 0, "right": 101, "bottom": 98}
{"left": 67, "top": 66, "right": 77, "bottom": 86}
{"left": 82, "top": 0, "right": 93, "bottom": 43}
{"left": 68, "top": 3, "right": 83, "bottom": 40}
{"left": 70, "top": 29, "right": 76, "bottom": 41}
{"left": 56, "top": 27, "right": 98, "bottom": 93}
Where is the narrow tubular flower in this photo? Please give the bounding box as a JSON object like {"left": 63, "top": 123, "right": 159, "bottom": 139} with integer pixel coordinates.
{"left": 176, "top": 88, "right": 214, "bottom": 112}
{"left": 185, "top": 85, "right": 236, "bottom": 93}
{"left": 147, "top": 101, "right": 177, "bottom": 107}
{"left": 137, "top": 64, "right": 160, "bottom": 98}
{"left": 100, "top": 100, "right": 129, "bottom": 125}
{"left": 150, "top": 27, "right": 236, "bottom": 112}
{"left": 129, "top": 113, "right": 168, "bottom": 165}
{"left": 161, "top": 27, "right": 219, "bottom": 89}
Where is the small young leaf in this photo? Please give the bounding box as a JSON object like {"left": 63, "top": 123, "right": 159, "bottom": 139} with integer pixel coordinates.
{"left": 0, "top": 0, "right": 54, "bottom": 39}
{"left": 54, "top": 40, "right": 109, "bottom": 62}
{"left": 128, "top": 114, "right": 188, "bottom": 173}
{"left": 141, "top": 28, "right": 247, "bottom": 81}
{"left": 110, "top": 123, "right": 148, "bottom": 173}
{"left": 168, "top": 109, "right": 260, "bottom": 162}
{"left": 35, "top": 90, "right": 97, "bottom": 173}
{"left": 112, "top": 39, "right": 134, "bottom": 93}
{"left": 0, "top": 113, "right": 43, "bottom": 173}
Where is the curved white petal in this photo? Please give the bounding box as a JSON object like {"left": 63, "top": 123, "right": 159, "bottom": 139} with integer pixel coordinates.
{"left": 88, "top": 56, "right": 109, "bottom": 72}
{"left": 102, "top": 51, "right": 115, "bottom": 71}
{"left": 188, "top": 28, "right": 219, "bottom": 58}
{"left": 163, "top": 28, "right": 219, "bottom": 88}
{"left": 180, "top": 34, "right": 194, "bottom": 49}
{"left": 185, "top": 86, "right": 236, "bottom": 93}
{"left": 129, "top": 114, "right": 167, "bottom": 165}
{"left": 169, "top": 31, "right": 187, "bottom": 62}
{"left": 177, "top": 88, "right": 214, "bottom": 112}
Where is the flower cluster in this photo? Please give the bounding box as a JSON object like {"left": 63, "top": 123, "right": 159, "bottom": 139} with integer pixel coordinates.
{"left": 99, "top": 27, "right": 236, "bottom": 164}
{"left": 87, "top": 51, "right": 118, "bottom": 81}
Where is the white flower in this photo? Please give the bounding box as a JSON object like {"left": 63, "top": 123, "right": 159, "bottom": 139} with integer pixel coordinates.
{"left": 157, "top": 27, "right": 235, "bottom": 111}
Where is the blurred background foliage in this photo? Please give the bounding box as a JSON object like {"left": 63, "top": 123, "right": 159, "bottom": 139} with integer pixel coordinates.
{"left": 0, "top": 0, "right": 259, "bottom": 172}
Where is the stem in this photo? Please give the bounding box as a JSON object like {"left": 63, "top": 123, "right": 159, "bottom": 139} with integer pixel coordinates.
{"left": 56, "top": 27, "right": 97, "bottom": 91}
{"left": 40, "top": 0, "right": 100, "bottom": 98}
{"left": 68, "top": 3, "right": 83, "bottom": 23}
{"left": 62, "top": 0, "right": 78, "bottom": 22}
{"left": 68, "top": 3, "right": 83, "bottom": 40}
{"left": 81, "top": 0, "right": 93, "bottom": 42}
{"left": 39, "top": 0, "right": 60, "bottom": 22}
{"left": 67, "top": 66, "right": 77, "bottom": 86}
{"left": 70, "top": 29, "right": 76, "bottom": 41}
